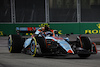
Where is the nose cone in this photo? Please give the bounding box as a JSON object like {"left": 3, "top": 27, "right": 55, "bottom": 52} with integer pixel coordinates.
{"left": 67, "top": 50, "right": 74, "bottom": 54}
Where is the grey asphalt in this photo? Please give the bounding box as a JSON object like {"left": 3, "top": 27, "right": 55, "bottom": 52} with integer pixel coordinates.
{"left": 0, "top": 36, "right": 100, "bottom": 67}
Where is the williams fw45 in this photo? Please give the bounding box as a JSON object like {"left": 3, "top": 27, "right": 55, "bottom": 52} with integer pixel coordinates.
{"left": 8, "top": 27, "right": 97, "bottom": 58}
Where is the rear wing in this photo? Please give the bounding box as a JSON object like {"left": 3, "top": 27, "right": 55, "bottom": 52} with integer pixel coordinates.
{"left": 16, "top": 27, "right": 39, "bottom": 35}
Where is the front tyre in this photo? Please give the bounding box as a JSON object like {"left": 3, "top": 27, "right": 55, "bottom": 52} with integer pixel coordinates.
{"left": 78, "top": 36, "right": 92, "bottom": 58}
{"left": 78, "top": 54, "right": 91, "bottom": 58}
{"left": 30, "top": 37, "right": 37, "bottom": 57}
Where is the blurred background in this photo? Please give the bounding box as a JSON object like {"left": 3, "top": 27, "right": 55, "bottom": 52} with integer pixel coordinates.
{"left": 0, "top": 0, "right": 100, "bottom": 23}
{"left": 0, "top": 0, "right": 100, "bottom": 35}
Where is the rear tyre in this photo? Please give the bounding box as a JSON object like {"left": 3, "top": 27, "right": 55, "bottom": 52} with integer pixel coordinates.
{"left": 8, "top": 35, "right": 23, "bottom": 53}
{"left": 78, "top": 36, "right": 92, "bottom": 58}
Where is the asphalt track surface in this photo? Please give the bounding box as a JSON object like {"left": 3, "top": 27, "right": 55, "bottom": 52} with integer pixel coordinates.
{"left": 0, "top": 36, "right": 100, "bottom": 67}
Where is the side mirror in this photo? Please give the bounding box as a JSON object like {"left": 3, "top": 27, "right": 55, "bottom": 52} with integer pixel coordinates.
{"left": 55, "top": 31, "right": 58, "bottom": 34}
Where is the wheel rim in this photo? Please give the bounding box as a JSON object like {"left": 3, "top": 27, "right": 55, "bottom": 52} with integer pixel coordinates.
{"left": 8, "top": 35, "right": 13, "bottom": 52}
{"left": 31, "top": 37, "right": 37, "bottom": 56}
{"left": 31, "top": 41, "right": 35, "bottom": 52}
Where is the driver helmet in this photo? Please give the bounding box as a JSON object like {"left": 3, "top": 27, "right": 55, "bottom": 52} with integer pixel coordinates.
{"left": 41, "top": 27, "right": 45, "bottom": 31}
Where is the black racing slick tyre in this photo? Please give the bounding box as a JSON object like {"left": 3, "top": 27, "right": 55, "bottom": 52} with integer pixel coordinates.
{"left": 8, "top": 35, "right": 23, "bottom": 53}
{"left": 78, "top": 54, "right": 91, "bottom": 58}
{"left": 78, "top": 36, "right": 92, "bottom": 58}
{"left": 81, "top": 36, "right": 92, "bottom": 50}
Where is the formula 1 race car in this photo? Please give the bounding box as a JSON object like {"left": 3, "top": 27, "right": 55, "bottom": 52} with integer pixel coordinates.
{"left": 8, "top": 27, "right": 97, "bottom": 58}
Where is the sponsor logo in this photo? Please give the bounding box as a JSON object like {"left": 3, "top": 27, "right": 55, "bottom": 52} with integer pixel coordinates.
{"left": 97, "top": 23, "right": 100, "bottom": 29}
{"left": 0, "top": 31, "right": 3, "bottom": 35}
{"left": 58, "top": 30, "right": 62, "bottom": 34}
{"left": 85, "top": 23, "right": 100, "bottom": 34}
